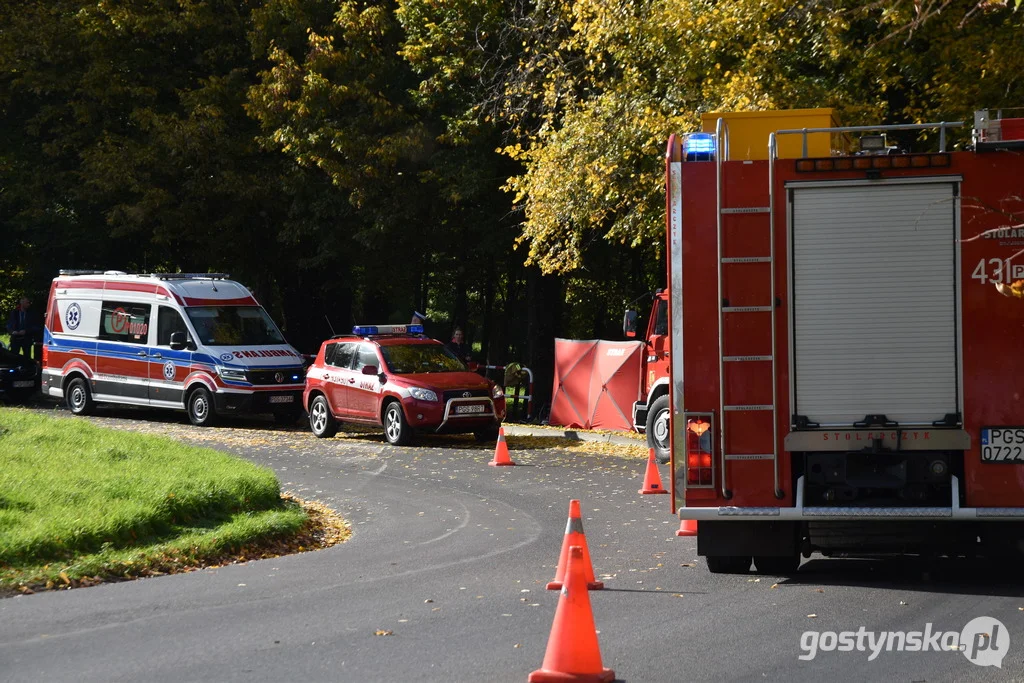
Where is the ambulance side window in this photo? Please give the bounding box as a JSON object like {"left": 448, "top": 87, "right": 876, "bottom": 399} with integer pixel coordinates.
{"left": 330, "top": 343, "right": 357, "bottom": 369}
{"left": 157, "top": 307, "right": 188, "bottom": 346}
{"left": 99, "top": 301, "right": 152, "bottom": 345}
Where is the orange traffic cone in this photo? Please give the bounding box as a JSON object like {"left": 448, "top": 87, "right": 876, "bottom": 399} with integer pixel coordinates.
{"left": 676, "top": 518, "right": 698, "bottom": 537}
{"left": 547, "top": 500, "right": 603, "bottom": 591}
{"left": 530, "top": 546, "right": 615, "bottom": 683}
{"left": 638, "top": 448, "right": 669, "bottom": 495}
{"left": 489, "top": 427, "right": 516, "bottom": 466}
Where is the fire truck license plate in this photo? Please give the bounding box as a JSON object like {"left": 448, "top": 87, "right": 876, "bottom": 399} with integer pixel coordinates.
{"left": 980, "top": 427, "right": 1024, "bottom": 463}
{"left": 455, "top": 404, "right": 486, "bottom": 414}
{"left": 269, "top": 395, "right": 294, "bottom": 404}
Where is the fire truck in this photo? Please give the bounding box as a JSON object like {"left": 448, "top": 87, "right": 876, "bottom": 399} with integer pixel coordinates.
{"left": 666, "top": 108, "right": 1024, "bottom": 573}
{"left": 626, "top": 289, "right": 671, "bottom": 462}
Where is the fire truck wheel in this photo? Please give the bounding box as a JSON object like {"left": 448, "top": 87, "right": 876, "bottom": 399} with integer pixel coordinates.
{"left": 753, "top": 554, "right": 801, "bottom": 575}
{"left": 187, "top": 386, "right": 218, "bottom": 427}
{"left": 646, "top": 395, "right": 670, "bottom": 463}
{"left": 705, "top": 555, "right": 751, "bottom": 574}
{"left": 383, "top": 401, "right": 412, "bottom": 446}
{"left": 65, "top": 377, "right": 95, "bottom": 416}
{"left": 308, "top": 395, "right": 337, "bottom": 438}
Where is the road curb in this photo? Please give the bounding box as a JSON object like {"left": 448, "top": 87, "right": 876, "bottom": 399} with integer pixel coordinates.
{"left": 502, "top": 423, "right": 644, "bottom": 448}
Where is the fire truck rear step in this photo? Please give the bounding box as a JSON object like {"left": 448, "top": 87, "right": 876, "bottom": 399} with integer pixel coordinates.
{"left": 678, "top": 475, "right": 1024, "bottom": 522}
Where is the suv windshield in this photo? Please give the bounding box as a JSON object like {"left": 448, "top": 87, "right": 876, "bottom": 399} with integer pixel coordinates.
{"left": 185, "top": 306, "right": 286, "bottom": 346}
{"left": 380, "top": 343, "right": 465, "bottom": 374}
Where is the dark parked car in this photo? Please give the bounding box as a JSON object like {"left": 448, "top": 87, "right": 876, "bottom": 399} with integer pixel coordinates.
{"left": 0, "top": 344, "right": 39, "bottom": 404}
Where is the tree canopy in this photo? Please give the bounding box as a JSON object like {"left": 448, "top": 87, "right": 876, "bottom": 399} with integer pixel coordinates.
{"left": 3, "top": 0, "right": 1023, "bottom": 407}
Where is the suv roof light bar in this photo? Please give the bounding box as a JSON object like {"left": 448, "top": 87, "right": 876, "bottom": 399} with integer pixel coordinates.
{"left": 352, "top": 324, "right": 424, "bottom": 337}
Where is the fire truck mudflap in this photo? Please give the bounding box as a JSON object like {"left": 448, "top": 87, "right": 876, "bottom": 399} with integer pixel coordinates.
{"left": 666, "top": 109, "right": 1024, "bottom": 573}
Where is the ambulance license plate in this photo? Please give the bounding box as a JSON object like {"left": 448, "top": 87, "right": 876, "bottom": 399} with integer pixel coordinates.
{"left": 455, "top": 404, "right": 486, "bottom": 414}
{"left": 269, "top": 395, "right": 294, "bottom": 404}
{"left": 980, "top": 427, "right": 1024, "bottom": 463}
{"left": 13, "top": 380, "right": 34, "bottom": 388}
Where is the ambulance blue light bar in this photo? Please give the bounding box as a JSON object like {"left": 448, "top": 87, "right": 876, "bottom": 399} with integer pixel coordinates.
{"left": 684, "top": 132, "right": 716, "bottom": 161}
{"left": 352, "top": 324, "right": 423, "bottom": 336}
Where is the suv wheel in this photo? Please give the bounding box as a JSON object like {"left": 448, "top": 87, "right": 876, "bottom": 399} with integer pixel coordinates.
{"left": 383, "top": 401, "right": 412, "bottom": 446}
{"left": 308, "top": 395, "right": 337, "bottom": 438}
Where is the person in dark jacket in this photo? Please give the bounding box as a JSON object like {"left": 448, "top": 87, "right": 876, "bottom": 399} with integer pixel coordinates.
{"left": 6, "top": 297, "right": 40, "bottom": 358}
{"left": 445, "top": 326, "right": 471, "bottom": 363}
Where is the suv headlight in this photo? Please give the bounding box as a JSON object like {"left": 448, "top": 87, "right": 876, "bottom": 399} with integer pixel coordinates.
{"left": 492, "top": 384, "right": 504, "bottom": 399}
{"left": 409, "top": 387, "right": 438, "bottom": 402}
{"left": 217, "top": 367, "right": 247, "bottom": 382}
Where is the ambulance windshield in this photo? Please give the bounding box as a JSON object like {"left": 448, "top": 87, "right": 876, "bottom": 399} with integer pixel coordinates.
{"left": 185, "top": 306, "right": 286, "bottom": 346}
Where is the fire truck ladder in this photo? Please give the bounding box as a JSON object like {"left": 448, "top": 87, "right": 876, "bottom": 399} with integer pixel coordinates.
{"left": 714, "top": 118, "right": 782, "bottom": 499}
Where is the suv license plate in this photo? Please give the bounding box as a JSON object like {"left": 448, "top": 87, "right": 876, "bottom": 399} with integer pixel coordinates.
{"left": 455, "top": 404, "right": 486, "bottom": 414}
{"left": 269, "top": 395, "right": 294, "bottom": 404}
{"left": 981, "top": 427, "right": 1024, "bottom": 463}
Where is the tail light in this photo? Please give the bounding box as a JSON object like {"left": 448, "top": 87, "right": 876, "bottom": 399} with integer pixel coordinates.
{"left": 684, "top": 415, "right": 714, "bottom": 487}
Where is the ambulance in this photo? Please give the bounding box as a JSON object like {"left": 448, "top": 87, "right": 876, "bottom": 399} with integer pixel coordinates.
{"left": 42, "top": 271, "right": 305, "bottom": 426}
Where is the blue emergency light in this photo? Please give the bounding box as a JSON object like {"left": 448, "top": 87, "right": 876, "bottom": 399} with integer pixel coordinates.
{"left": 352, "top": 324, "right": 423, "bottom": 336}
{"left": 684, "top": 132, "right": 716, "bottom": 161}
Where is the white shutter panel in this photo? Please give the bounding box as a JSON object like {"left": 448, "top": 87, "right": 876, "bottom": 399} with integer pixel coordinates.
{"left": 791, "top": 182, "right": 958, "bottom": 425}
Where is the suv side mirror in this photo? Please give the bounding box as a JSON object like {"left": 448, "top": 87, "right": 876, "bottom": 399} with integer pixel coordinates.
{"left": 623, "top": 309, "right": 638, "bottom": 338}
{"left": 361, "top": 364, "right": 378, "bottom": 375}
{"left": 169, "top": 331, "right": 189, "bottom": 350}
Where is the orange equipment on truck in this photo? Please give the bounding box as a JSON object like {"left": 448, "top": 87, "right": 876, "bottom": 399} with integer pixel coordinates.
{"left": 665, "top": 108, "right": 1024, "bottom": 574}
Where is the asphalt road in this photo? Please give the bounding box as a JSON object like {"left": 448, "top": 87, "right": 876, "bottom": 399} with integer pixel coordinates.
{"left": 1, "top": 405, "right": 1023, "bottom": 682}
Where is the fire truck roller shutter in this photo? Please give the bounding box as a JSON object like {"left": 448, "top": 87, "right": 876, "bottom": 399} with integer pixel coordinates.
{"left": 790, "top": 180, "right": 959, "bottom": 426}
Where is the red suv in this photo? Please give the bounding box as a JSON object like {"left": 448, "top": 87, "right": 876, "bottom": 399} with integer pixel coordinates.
{"left": 303, "top": 324, "right": 506, "bottom": 445}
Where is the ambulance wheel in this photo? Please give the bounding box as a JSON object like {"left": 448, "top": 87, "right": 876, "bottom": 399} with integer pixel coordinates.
{"left": 383, "top": 401, "right": 412, "bottom": 446}
{"left": 646, "top": 395, "right": 670, "bottom": 464}
{"left": 754, "top": 554, "right": 801, "bottom": 575}
{"left": 65, "top": 377, "right": 95, "bottom": 416}
{"left": 187, "top": 386, "right": 218, "bottom": 427}
{"left": 308, "top": 395, "right": 337, "bottom": 438}
{"left": 705, "top": 555, "right": 751, "bottom": 574}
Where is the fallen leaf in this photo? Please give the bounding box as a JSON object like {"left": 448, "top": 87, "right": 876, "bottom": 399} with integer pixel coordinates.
{"left": 770, "top": 583, "right": 779, "bottom": 589}
{"left": 374, "top": 630, "right": 394, "bottom": 636}
{"left": 807, "top": 614, "right": 817, "bottom": 618}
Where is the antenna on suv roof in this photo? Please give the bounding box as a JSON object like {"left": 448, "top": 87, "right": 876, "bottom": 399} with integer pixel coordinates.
{"left": 325, "top": 315, "right": 337, "bottom": 336}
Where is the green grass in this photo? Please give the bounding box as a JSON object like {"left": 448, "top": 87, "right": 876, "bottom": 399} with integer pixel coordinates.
{"left": 0, "top": 408, "right": 307, "bottom": 589}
